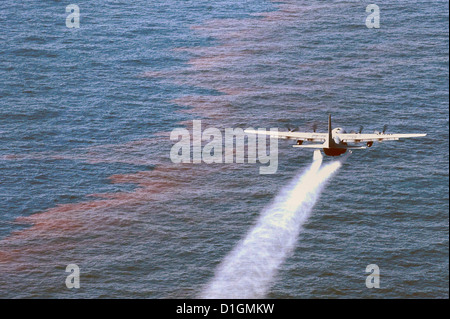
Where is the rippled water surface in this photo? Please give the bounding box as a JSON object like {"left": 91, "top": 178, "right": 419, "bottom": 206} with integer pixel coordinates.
{"left": 0, "top": 0, "right": 448, "bottom": 298}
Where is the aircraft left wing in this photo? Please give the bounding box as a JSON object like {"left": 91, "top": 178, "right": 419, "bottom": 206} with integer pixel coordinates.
{"left": 244, "top": 129, "right": 328, "bottom": 142}
{"left": 338, "top": 133, "right": 427, "bottom": 143}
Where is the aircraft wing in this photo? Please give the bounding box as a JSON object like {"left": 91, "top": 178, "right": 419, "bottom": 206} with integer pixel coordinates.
{"left": 244, "top": 129, "right": 327, "bottom": 142}
{"left": 339, "top": 133, "right": 427, "bottom": 143}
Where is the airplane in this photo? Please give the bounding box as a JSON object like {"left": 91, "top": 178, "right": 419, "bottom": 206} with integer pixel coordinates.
{"left": 244, "top": 115, "right": 427, "bottom": 156}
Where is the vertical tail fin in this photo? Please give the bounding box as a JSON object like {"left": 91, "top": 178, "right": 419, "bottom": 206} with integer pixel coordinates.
{"left": 327, "top": 114, "right": 332, "bottom": 147}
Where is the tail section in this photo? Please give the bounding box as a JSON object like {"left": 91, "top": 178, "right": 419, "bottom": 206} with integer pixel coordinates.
{"left": 327, "top": 114, "right": 333, "bottom": 148}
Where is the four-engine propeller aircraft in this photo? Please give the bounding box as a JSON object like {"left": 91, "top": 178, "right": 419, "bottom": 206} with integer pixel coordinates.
{"left": 244, "top": 115, "right": 426, "bottom": 156}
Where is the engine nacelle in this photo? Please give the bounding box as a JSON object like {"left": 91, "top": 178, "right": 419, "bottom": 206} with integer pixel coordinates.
{"left": 367, "top": 141, "right": 374, "bottom": 147}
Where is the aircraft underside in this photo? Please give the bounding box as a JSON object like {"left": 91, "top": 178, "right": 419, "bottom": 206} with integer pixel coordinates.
{"left": 323, "top": 148, "right": 347, "bottom": 156}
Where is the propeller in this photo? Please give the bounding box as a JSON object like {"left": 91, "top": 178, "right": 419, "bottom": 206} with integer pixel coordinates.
{"left": 350, "top": 125, "right": 363, "bottom": 134}
{"left": 374, "top": 125, "right": 388, "bottom": 135}
{"left": 284, "top": 124, "right": 299, "bottom": 140}
{"left": 285, "top": 125, "right": 298, "bottom": 133}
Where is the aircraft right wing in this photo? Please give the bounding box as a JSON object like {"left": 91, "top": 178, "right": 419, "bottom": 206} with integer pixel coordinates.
{"left": 339, "top": 133, "right": 427, "bottom": 143}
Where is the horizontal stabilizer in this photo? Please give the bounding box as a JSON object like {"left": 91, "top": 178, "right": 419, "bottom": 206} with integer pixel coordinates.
{"left": 293, "top": 144, "right": 324, "bottom": 149}
{"left": 293, "top": 145, "right": 366, "bottom": 150}
{"left": 345, "top": 146, "right": 367, "bottom": 149}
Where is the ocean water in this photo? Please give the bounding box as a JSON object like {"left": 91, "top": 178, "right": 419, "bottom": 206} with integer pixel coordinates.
{"left": 0, "top": 0, "right": 448, "bottom": 298}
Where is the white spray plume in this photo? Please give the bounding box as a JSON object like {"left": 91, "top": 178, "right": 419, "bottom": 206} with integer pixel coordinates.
{"left": 202, "top": 150, "right": 342, "bottom": 298}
